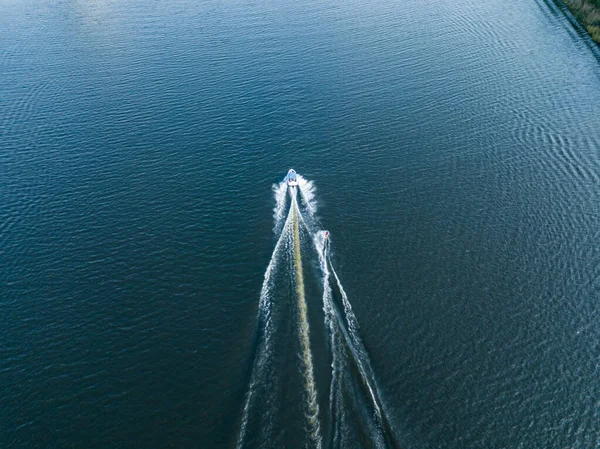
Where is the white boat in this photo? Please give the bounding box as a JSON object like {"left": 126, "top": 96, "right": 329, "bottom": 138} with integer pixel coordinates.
{"left": 286, "top": 168, "right": 298, "bottom": 187}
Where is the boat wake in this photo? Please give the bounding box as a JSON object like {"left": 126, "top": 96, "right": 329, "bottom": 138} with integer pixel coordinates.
{"left": 236, "top": 172, "right": 397, "bottom": 449}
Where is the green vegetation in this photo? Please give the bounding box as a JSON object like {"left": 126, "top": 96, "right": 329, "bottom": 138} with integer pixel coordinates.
{"left": 562, "top": 0, "right": 600, "bottom": 43}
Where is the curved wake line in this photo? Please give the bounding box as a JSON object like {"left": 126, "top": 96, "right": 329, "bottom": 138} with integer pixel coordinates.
{"left": 329, "top": 263, "right": 383, "bottom": 420}
{"left": 292, "top": 191, "right": 322, "bottom": 449}
{"left": 273, "top": 181, "right": 288, "bottom": 232}
{"left": 297, "top": 175, "right": 317, "bottom": 218}
{"left": 236, "top": 204, "right": 295, "bottom": 449}
{"left": 328, "top": 258, "right": 399, "bottom": 449}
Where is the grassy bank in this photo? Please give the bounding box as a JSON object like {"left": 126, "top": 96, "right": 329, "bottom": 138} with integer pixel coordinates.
{"left": 562, "top": 0, "right": 600, "bottom": 43}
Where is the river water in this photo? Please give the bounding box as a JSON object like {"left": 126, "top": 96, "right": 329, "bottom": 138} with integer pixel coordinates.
{"left": 1, "top": 0, "right": 599, "bottom": 447}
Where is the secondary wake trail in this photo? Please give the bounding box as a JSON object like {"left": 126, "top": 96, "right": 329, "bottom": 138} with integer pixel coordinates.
{"left": 313, "top": 231, "right": 344, "bottom": 448}
{"left": 314, "top": 233, "right": 397, "bottom": 449}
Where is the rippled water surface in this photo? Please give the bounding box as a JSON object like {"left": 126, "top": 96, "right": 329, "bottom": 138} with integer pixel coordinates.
{"left": 2, "top": 0, "right": 600, "bottom": 447}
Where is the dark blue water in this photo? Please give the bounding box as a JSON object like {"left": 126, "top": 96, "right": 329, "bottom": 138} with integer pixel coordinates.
{"left": 2, "top": 0, "right": 600, "bottom": 447}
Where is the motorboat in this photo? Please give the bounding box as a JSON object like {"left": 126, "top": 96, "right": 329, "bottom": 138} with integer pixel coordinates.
{"left": 286, "top": 168, "right": 298, "bottom": 187}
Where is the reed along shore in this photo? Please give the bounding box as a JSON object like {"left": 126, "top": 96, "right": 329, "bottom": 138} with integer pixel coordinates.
{"left": 562, "top": 0, "right": 600, "bottom": 43}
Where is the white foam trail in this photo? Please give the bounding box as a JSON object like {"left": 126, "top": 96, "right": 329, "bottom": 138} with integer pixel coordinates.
{"left": 273, "top": 180, "right": 288, "bottom": 231}
{"left": 313, "top": 231, "right": 332, "bottom": 329}
{"left": 236, "top": 205, "right": 294, "bottom": 449}
{"left": 297, "top": 174, "right": 317, "bottom": 218}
